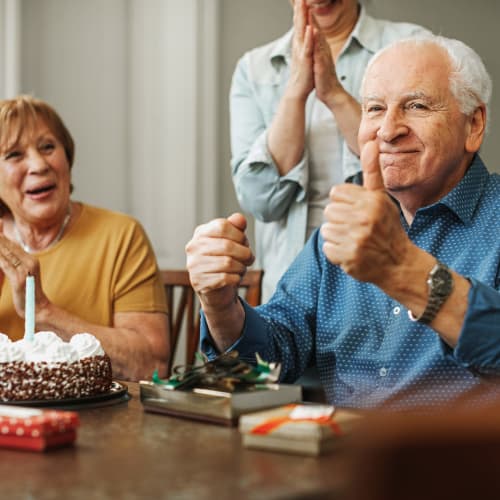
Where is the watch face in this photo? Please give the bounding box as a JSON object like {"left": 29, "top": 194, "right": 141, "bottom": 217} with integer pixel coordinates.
{"left": 430, "top": 266, "right": 453, "bottom": 297}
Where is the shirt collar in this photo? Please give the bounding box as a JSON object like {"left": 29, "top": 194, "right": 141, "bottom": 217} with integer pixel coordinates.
{"left": 347, "top": 6, "right": 382, "bottom": 55}
{"left": 418, "top": 155, "right": 490, "bottom": 225}
{"left": 269, "top": 28, "right": 293, "bottom": 69}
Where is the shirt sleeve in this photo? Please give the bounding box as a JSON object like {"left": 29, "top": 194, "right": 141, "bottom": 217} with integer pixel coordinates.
{"left": 200, "top": 229, "right": 324, "bottom": 381}
{"left": 112, "top": 220, "right": 167, "bottom": 314}
{"left": 451, "top": 278, "right": 500, "bottom": 374}
{"left": 229, "top": 54, "right": 308, "bottom": 223}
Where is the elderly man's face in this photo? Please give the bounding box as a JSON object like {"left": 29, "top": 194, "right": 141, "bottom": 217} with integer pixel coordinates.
{"left": 358, "top": 43, "right": 482, "bottom": 206}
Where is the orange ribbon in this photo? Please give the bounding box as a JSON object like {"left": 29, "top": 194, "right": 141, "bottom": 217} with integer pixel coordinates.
{"left": 250, "top": 414, "right": 342, "bottom": 436}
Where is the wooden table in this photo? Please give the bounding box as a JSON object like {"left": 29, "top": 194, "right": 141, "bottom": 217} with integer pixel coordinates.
{"left": 0, "top": 382, "right": 349, "bottom": 499}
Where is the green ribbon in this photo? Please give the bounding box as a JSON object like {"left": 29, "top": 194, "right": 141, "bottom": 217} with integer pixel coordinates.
{"left": 151, "top": 351, "right": 281, "bottom": 391}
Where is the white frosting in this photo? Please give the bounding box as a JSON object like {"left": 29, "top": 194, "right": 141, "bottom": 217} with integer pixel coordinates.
{"left": 33, "top": 331, "right": 64, "bottom": 346}
{"left": 0, "top": 333, "right": 11, "bottom": 344}
{"left": 13, "top": 339, "right": 30, "bottom": 352}
{"left": 45, "top": 342, "right": 79, "bottom": 363}
{"left": 1, "top": 331, "right": 104, "bottom": 363}
{"left": 20, "top": 331, "right": 65, "bottom": 362}
{"left": 23, "top": 342, "right": 52, "bottom": 363}
{"left": 0, "top": 343, "right": 24, "bottom": 362}
{"left": 70, "top": 333, "right": 105, "bottom": 359}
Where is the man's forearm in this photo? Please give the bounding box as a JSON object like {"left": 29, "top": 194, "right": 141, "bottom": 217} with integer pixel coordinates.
{"left": 377, "top": 245, "right": 469, "bottom": 347}
{"left": 202, "top": 298, "right": 246, "bottom": 353}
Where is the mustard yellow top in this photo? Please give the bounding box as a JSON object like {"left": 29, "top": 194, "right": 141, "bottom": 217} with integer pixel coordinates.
{"left": 0, "top": 203, "right": 167, "bottom": 341}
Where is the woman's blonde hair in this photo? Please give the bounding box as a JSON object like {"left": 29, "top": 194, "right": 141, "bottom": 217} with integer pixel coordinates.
{"left": 0, "top": 95, "right": 75, "bottom": 215}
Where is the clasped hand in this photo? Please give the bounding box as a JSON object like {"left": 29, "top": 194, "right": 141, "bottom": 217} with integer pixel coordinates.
{"left": 288, "top": 0, "right": 342, "bottom": 105}
{"left": 0, "top": 226, "right": 49, "bottom": 318}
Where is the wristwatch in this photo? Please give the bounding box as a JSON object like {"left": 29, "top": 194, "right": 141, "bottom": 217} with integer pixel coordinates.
{"left": 408, "top": 260, "right": 454, "bottom": 325}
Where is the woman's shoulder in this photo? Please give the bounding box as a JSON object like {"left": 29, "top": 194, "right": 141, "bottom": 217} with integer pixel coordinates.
{"left": 365, "top": 14, "right": 431, "bottom": 45}
{"left": 78, "top": 203, "right": 142, "bottom": 232}
{"left": 238, "top": 29, "right": 293, "bottom": 74}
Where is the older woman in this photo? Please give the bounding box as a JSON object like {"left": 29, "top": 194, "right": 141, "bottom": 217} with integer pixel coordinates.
{"left": 230, "top": 0, "right": 430, "bottom": 301}
{"left": 0, "top": 95, "right": 169, "bottom": 380}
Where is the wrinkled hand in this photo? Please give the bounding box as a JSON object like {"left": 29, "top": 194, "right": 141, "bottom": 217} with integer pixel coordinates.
{"left": 286, "top": 0, "right": 315, "bottom": 101}
{"left": 185, "top": 213, "right": 255, "bottom": 312}
{"left": 0, "top": 226, "right": 50, "bottom": 318}
{"left": 311, "top": 20, "right": 343, "bottom": 107}
{"left": 320, "top": 141, "right": 410, "bottom": 285}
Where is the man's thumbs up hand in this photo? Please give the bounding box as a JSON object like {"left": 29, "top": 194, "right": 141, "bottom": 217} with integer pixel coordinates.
{"left": 321, "top": 137, "right": 407, "bottom": 285}
{"left": 361, "top": 141, "right": 384, "bottom": 191}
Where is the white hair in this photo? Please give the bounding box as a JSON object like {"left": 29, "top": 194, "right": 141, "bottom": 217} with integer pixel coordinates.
{"left": 362, "top": 35, "right": 492, "bottom": 127}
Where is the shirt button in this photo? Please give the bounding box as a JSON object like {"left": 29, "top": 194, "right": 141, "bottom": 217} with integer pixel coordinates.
{"left": 393, "top": 306, "right": 401, "bottom": 315}
{"left": 340, "top": 75, "right": 346, "bottom": 81}
{"left": 379, "top": 367, "right": 387, "bottom": 377}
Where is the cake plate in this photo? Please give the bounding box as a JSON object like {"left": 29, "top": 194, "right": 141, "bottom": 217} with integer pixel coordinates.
{"left": 0, "top": 381, "right": 130, "bottom": 410}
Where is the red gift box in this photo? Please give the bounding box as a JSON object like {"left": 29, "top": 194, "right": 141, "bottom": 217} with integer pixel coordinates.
{"left": 0, "top": 407, "right": 79, "bottom": 451}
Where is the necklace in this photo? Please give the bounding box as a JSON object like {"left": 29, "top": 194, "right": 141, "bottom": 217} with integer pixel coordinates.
{"left": 14, "top": 206, "right": 72, "bottom": 254}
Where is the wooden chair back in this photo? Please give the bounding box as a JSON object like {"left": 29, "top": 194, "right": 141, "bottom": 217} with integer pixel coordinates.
{"left": 161, "top": 269, "right": 263, "bottom": 372}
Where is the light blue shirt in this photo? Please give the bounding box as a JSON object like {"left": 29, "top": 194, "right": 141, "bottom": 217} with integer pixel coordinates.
{"left": 203, "top": 156, "right": 500, "bottom": 409}
{"left": 230, "top": 8, "right": 430, "bottom": 301}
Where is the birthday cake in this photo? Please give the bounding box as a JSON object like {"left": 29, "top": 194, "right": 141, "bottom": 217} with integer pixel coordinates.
{"left": 0, "top": 331, "right": 112, "bottom": 402}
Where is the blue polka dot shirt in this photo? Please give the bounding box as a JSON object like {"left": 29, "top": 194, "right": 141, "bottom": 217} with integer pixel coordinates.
{"left": 201, "top": 155, "right": 500, "bottom": 409}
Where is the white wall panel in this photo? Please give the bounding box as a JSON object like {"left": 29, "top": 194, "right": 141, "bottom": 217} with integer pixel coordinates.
{"left": 21, "top": 0, "right": 129, "bottom": 212}
{"left": 128, "top": 0, "right": 219, "bottom": 268}
{"left": 0, "top": 0, "right": 21, "bottom": 98}
{"left": 20, "top": 0, "right": 219, "bottom": 269}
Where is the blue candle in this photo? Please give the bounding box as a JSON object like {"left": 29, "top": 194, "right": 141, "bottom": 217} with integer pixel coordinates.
{"left": 24, "top": 275, "right": 35, "bottom": 341}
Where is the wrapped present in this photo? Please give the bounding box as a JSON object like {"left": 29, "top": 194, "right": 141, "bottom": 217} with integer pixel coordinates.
{"left": 239, "top": 404, "right": 362, "bottom": 456}
{"left": 141, "top": 351, "right": 301, "bottom": 425}
{"left": 0, "top": 407, "right": 79, "bottom": 451}
{"left": 140, "top": 381, "right": 302, "bottom": 426}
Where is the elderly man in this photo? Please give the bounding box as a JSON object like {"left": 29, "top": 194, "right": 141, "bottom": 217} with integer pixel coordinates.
{"left": 186, "top": 35, "right": 499, "bottom": 409}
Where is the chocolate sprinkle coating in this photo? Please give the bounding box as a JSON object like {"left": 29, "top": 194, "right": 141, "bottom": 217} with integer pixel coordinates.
{"left": 0, "top": 355, "right": 113, "bottom": 401}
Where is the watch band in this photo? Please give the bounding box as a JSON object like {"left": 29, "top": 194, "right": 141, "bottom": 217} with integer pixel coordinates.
{"left": 408, "top": 261, "right": 454, "bottom": 325}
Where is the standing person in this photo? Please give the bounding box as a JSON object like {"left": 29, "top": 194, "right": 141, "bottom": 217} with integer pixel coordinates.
{"left": 187, "top": 35, "right": 500, "bottom": 409}
{"left": 230, "top": 0, "right": 429, "bottom": 301}
{"left": 0, "top": 95, "right": 169, "bottom": 380}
